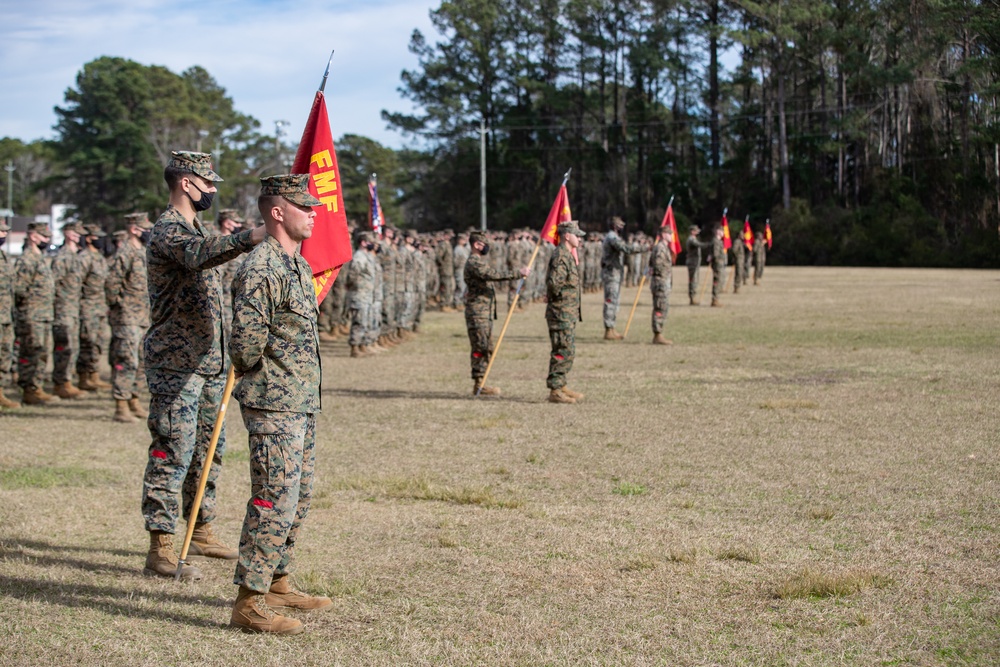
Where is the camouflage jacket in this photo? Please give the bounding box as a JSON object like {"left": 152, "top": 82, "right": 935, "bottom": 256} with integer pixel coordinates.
{"left": 0, "top": 248, "right": 14, "bottom": 325}
{"left": 378, "top": 241, "right": 396, "bottom": 293}
{"left": 79, "top": 247, "right": 108, "bottom": 322}
{"left": 346, "top": 248, "right": 376, "bottom": 306}
{"left": 711, "top": 237, "right": 728, "bottom": 269}
{"left": 105, "top": 240, "right": 149, "bottom": 327}
{"left": 230, "top": 235, "right": 320, "bottom": 413}
{"left": 464, "top": 251, "right": 519, "bottom": 321}
{"left": 453, "top": 244, "right": 470, "bottom": 276}
{"left": 144, "top": 204, "right": 255, "bottom": 375}
{"left": 685, "top": 235, "right": 711, "bottom": 268}
{"left": 753, "top": 237, "right": 766, "bottom": 261}
{"left": 52, "top": 244, "right": 86, "bottom": 325}
{"left": 14, "top": 247, "right": 54, "bottom": 323}
{"left": 436, "top": 240, "right": 454, "bottom": 276}
{"left": 601, "top": 231, "right": 641, "bottom": 274}
{"left": 402, "top": 246, "right": 417, "bottom": 293}
{"left": 650, "top": 241, "right": 673, "bottom": 281}
{"left": 545, "top": 244, "right": 581, "bottom": 331}
{"left": 393, "top": 243, "right": 406, "bottom": 294}
{"left": 732, "top": 237, "right": 745, "bottom": 265}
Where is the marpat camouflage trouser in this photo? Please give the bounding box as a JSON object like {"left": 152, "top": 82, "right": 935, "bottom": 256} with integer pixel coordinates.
{"left": 712, "top": 265, "right": 727, "bottom": 300}
{"left": 466, "top": 317, "right": 493, "bottom": 380}
{"left": 602, "top": 269, "right": 623, "bottom": 329}
{"left": 233, "top": 407, "right": 315, "bottom": 593}
{"left": 546, "top": 328, "right": 575, "bottom": 390}
{"left": 651, "top": 276, "right": 671, "bottom": 334}
{"left": 0, "top": 322, "right": 14, "bottom": 387}
{"left": 142, "top": 369, "right": 228, "bottom": 533}
{"left": 110, "top": 325, "right": 145, "bottom": 400}
{"left": 76, "top": 315, "right": 106, "bottom": 375}
{"left": 349, "top": 304, "right": 370, "bottom": 347}
{"left": 439, "top": 274, "right": 455, "bottom": 308}
{"left": 52, "top": 319, "right": 80, "bottom": 385}
{"left": 15, "top": 321, "right": 51, "bottom": 390}
{"left": 381, "top": 288, "right": 396, "bottom": 336}
{"left": 367, "top": 298, "right": 381, "bottom": 345}
{"left": 687, "top": 265, "right": 700, "bottom": 300}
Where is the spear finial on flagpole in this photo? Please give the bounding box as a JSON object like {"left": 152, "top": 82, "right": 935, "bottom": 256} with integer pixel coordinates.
{"left": 562, "top": 168, "right": 572, "bottom": 186}
{"left": 667, "top": 195, "right": 675, "bottom": 208}
{"left": 723, "top": 207, "right": 728, "bottom": 217}
{"left": 318, "top": 49, "right": 335, "bottom": 93}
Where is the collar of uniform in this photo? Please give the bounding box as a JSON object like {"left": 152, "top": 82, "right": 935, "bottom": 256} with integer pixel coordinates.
{"left": 163, "top": 204, "right": 205, "bottom": 238}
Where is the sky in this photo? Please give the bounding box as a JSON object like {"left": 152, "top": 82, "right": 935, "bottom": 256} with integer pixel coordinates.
{"left": 0, "top": 0, "right": 439, "bottom": 149}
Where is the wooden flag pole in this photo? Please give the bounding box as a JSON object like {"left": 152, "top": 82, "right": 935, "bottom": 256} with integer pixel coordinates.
{"left": 175, "top": 366, "right": 236, "bottom": 579}
{"left": 477, "top": 169, "right": 571, "bottom": 397}
{"left": 622, "top": 270, "right": 648, "bottom": 340}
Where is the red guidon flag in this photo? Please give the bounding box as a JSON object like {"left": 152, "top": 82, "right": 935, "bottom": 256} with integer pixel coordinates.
{"left": 540, "top": 184, "right": 572, "bottom": 246}
{"left": 765, "top": 220, "right": 773, "bottom": 249}
{"left": 368, "top": 175, "right": 385, "bottom": 238}
{"left": 660, "top": 203, "right": 681, "bottom": 263}
{"left": 721, "top": 212, "right": 732, "bottom": 250}
{"left": 292, "top": 91, "right": 353, "bottom": 305}
{"left": 743, "top": 218, "right": 753, "bottom": 250}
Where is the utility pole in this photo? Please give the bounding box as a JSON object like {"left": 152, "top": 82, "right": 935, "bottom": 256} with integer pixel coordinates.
{"left": 480, "top": 119, "right": 487, "bottom": 231}
{"left": 214, "top": 142, "right": 224, "bottom": 219}
{"left": 4, "top": 162, "right": 14, "bottom": 224}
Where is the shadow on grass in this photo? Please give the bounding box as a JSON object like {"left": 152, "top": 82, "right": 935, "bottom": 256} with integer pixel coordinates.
{"left": 3, "top": 537, "right": 143, "bottom": 559}
{"left": 323, "top": 387, "right": 541, "bottom": 404}
{"left": 0, "top": 575, "right": 228, "bottom": 627}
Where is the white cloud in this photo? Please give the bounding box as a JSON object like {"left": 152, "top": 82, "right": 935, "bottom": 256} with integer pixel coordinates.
{"left": 0, "top": 0, "right": 437, "bottom": 148}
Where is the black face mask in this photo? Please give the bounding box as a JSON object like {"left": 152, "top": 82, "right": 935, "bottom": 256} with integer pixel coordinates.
{"left": 140, "top": 231, "right": 152, "bottom": 245}
{"left": 0, "top": 236, "right": 5, "bottom": 247}
{"left": 37, "top": 241, "right": 49, "bottom": 252}
{"left": 187, "top": 182, "right": 215, "bottom": 212}
{"left": 479, "top": 243, "right": 490, "bottom": 255}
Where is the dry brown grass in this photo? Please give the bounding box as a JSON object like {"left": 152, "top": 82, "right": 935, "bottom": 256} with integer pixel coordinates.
{"left": 1, "top": 266, "right": 998, "bottom": 666}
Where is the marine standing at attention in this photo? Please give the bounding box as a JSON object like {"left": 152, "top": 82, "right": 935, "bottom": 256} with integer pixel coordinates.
{"left": 546, "top": 220, "right": 586, "bottom": 404}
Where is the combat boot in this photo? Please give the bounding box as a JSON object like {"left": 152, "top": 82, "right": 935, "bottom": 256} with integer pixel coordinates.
{"left": 753, "top": 276, "right": 759, "bottom": 285}
{"left": 114, "top": 399, "right": 137, "bottom": 423}
{"left": 473, "top": 382, "right": 501, "bottom": 396}
{"left": 188, "top": 522, "right": 238, "bottom": 559}
{"left": 265, "top": 575, "right": 334, "bottom": 611}
{"left": 77, "top": 373, "right": 100, "bottom": 391}
{"left": 22, "top": 387, "right": 57, "bottom": 405}
{"left": 90, "top": 372, "right": 112, "bottom": 389}
{"left": 689, "top": 297, "right": 700, "bottom": 306}
{"left": 604, "top": 328, "right": 623, "bottom": 341}
{"left": 143, "top": 531, "right": 203, "bottom": 581}
{"left": 231, "top": 586, "right": 304, "bottom": 634}
{"left": 547, "top": 388, "right": 576, "bottom": 404}
{"left": 711, "top": 298, "right": 723, "bottom": 308}
{"left": 440, "top": 306, "right": 455, "bottom": 313}
{"left": 338, "top": 323, "right": 350, "bottom": 336}
{"left": 128, "top": 396, "right": 148, "bottom": 418}
{"left": 350, "top": 345, "right": 369, "bottom": 358}
{"left": 652, "top": 333, "right": 672, "bottom": 346}
{"left": 53, "top": 382, "right": 83, "bottom": 399}
{"left": 0, "top": 392, "right": 20, "bottom": 409}
{"left": 318, "top": 330, "right": 338, "bottom": 343}
{"left": 561, "top": 387, "right": 585, "bottom": 400}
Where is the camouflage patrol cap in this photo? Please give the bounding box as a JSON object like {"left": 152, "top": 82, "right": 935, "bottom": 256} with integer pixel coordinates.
{"left": 124, "top": 212, "right": 153, "bottom": 230}
{"left": 557, "top": 220, "right": 586, "bottom": 237}
{"left": 689, "top": 225, "right": 700, "bottom": 234}
{"left": 84, "top": 223, "right": 106, "bottom": 238}
{"left": 469, "top": 230, "right": 488, "bottom": 244}
{"left": 259, "top": 174, "right": 322, "bottom": 207}
{"left": 241, "top": 217, "right": 258, "bottom": 230}
{"left": 404, "top": 229, "right": 418, "bottom": 240}
{"left": 609, "top": 216, "right": 625, "bottom": 230}
{"left": 358, "top": 231, "right": 376, "bottom": 244}
{"left": 61, "top": 221, "right": 84, "bottom": 235}
{"left": 168, "top": 150, "right": 223, "bottom": 182}
{"left": 0, "top": 221, "right": 10, "bottom": 232}
{"left": 217, "top": 208, "right": 243, "bottom": 224}
{"left": 27, "top": 222, "right": 52, "bottom": 238}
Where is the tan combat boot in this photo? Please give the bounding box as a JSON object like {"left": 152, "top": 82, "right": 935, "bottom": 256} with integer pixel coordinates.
{"left": 690, "top": 297, "right": 700, "bottom": 306}
{"left": 129, "top": 396, "right": 148, "bottom": 418}
{"left": 53, "top": 382, "right": 83, "bottom": 399}
{"left": 77, "top": 373, "right": 99, "bottom": 391}
{"left": 547, "top": 388, "right": 576, "bottom": 404}
{"left": 231, "top": 586, "right": 304, "bottom": 634}
{"left": 711, "top": 298, "right": 723, "bottom": 307}
{"left": 350, "top": 345, "right": 369, "bottom": 358}
{"left": 88, "top": 372, "right": 112, "bottom": 390}
{"left": 561, "top": 387, "right": 585, "bottom": 400}
{"left": 265, "top": 575, "right": 333, "bottom": 612}
{"left": 652, "top": 333, "right": 673, "bottom": 346}
{"left": 22, "top": 387, "right": 56, "bottom": 405}
{"left": 473, "top": 382, "right": 501, "bottom": 396}
{"left": 604, "top": 328, "right": 623, "bottom": 341}
{"left": 188, "top": 522, "right": 238, "bottom": 559}
{"left": 114, "top": 399, "right": 137, "bottom": 423}
{"left": 0, "top": 392, "right": 20, "bottom": 409}
{"left": 144, "top": 531, "right": 203, "bottom": 581}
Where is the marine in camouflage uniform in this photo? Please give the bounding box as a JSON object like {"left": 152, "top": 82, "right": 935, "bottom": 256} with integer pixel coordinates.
{"left": 649, "top": 229, "right": 675, "bottom": 346}
{"left": 601, "top": 217, "right": 642, "bottom": 339}
{"left": 453, "top": 233, "right": 470, "bottom": 305}
{"left": 229, "top": 174, "right": 331, "bottom": 635}
{"left": 217, "top": 209, "right": 248, "bottom": 339}
{"left": 347, "top": 232, "right": 378, "bottom": 357}
{"left": 377, "top": 227, "right": 398, "bottom": 345}
{"left": 0, "top": 221, "right": 18, "bottom": 408}
{"left": 731, "top": 230, "right": 746, "bottom": 294}
{"left": 51, "top": 222, "right": 87, "bottom": 398}
{"left": 464, "top": 230, "right": 527, "bottom": 396}
{"left": 436, "top": 231, "right": 456, "bottom": 311}
{"left": 685, "top": 226, "right": 710, "bottom": 305}
{"left": 77, "top": 224, "right": 112, "bottom": 392}
{"left": 106, "top": 212, "right": 152, "bottom": 422}
{"left": 753, "top": 233, "right": 767, "bottom": 284}
{"left": 709, "top": 226, "right": 728, "bottom": 307}
{"left": 14, "top": 222, "right": 56, "bottom": 404}
{"left": 141, "top": 151, "right": 265, "bottom": 582}
{"left": 546, "top": 221, "right": 585, "bottom": 403}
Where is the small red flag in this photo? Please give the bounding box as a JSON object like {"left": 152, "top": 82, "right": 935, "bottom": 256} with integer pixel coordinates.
{"left": 292, "top": 91, "right": 353, "bottom": 305}
{"left": 765, "top": 221, "right": 773, "bottom": 249}
{"left": 721, "top": 213, "right": 732, "bottom": 250}
{"left": 368, "top": 176, "right": 385, "bottom": 238}
{"left": 540, "top": 184, "right": 572, "bottom": 246}
{"left": 743, "top": 219, "right": 753, "bottom": 249}
{"left": 659, "top": 204, "right": 681, "bottom": 263}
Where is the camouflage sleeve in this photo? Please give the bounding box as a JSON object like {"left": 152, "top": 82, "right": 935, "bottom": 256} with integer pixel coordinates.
{"left": 104, "top": 252, "right": 128, "bottom": 308}
{"left": 230, "top": 265, "right": 279, "bottom": 375}
{"left": 546, "top": 251, "right": 569, "bottom": 293}
{"left": 154, "top": 224, "right": 255, "bottom": 272}
{"left": 13, "top": 256, "right": 31, "bottom": 300}
{"left": 467, "top": 256, "right": 520, "bottom": 283}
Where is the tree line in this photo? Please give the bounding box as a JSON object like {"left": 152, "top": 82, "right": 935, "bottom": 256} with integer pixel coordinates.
{"left": 2, "top": 0, "right": 999, "bottom": 267}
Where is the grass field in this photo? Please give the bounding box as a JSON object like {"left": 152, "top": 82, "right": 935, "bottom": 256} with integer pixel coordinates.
{"left": 0, "top": 266, "right": 997, "bottom": 666}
